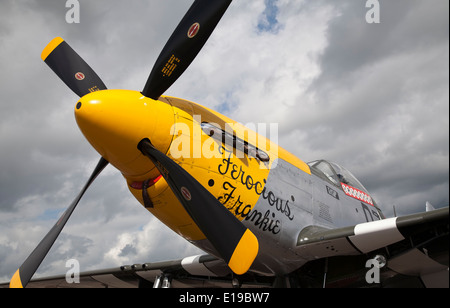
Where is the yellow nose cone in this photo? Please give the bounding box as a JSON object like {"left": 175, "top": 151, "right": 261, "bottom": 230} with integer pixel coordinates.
{"left": 74, "top": 90, "right": 175, "bottom": 179}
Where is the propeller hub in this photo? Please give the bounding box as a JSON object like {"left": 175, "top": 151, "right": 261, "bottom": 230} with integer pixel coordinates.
{"left": 74, "top": 90, "right": 175, "bottom": 179}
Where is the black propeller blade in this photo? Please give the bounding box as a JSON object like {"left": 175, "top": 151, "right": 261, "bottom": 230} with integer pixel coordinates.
{"left": 41, "top": 37, "right": 107, "bottom": 97}
{"left": 138, "top": 139, "right": 258, "bottom": 275}
{"left": 10, "top": 37, "right": 111, "bottom": 287}
{"left": 10, "top": 157, "right": 109, "bottom": 288}
{"left": 142, "top": 0, "right": 232, "bottom": 99}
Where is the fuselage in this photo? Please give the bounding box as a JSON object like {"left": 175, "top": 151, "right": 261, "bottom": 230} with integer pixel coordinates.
{"left": 75, "top": 89, "right": 384, "bottom": 275}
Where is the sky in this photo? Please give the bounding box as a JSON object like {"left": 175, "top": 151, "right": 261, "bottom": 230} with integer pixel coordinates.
{"left": 0, "top": 0, "right": 448, "bottom": 282}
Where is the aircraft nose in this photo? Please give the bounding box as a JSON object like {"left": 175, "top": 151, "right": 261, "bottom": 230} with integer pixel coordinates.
{"left": 74, "top": 90, "right": 174, "bottom": 179}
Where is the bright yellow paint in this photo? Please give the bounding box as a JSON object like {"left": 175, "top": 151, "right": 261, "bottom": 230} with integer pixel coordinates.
{"left": 165, "top": 95, "right": 310, "bottom": 175}
{"left": 128, "top": 174, "right": 206, "bottom": 241}
{"left": 133, "top": 96, "right": 275, "bottom": 240}
{"left": 75, "top": 90, "right": 175, "bottom": 181}
{"left": 74, "top": 89, "right": 310, "bottom": 255}
{"left": 9, "top": 269, "right": 23, "bottom": 288}
{"left": 41, "top": 37, "right": 64, "bottom": 61}
{"left": 126, "top": 97, "right": 273, "bottom": 240}
{"left": 228, "top": 229, "right": 259, "bottom": 275}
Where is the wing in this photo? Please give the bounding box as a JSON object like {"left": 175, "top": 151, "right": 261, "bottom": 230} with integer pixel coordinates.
{"left": 0, "top": 254, "right": 271, "bottom": 288}
{"left": 296, "top": 207, "right": 449, "bottom": 288}
{"left": 3, "top": 208, "right": 447, "bottom": 288}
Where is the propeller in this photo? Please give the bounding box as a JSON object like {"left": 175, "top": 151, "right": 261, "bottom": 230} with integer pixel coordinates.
{"left": 12, "top": 0, "right": 251, "bottom": 287}
{"left": 10, "top": 37, "right": 110, "bottom": 288}
{"left": 141, "top": 0, "right": 258, "bottom": 274}
{"left": 138, "top": 139, "right": 258, "bottom": 275}
{"left": 10, "top": 157, "right": 108, "bottom": 288}
{"left": 142, "top": 0, "right": 232, "bottom": 99}
{"left": 41, "top": 37, "right": 107, "bottom": 97}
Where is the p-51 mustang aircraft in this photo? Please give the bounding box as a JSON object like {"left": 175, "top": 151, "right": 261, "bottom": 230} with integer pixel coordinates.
{"left": 4, "top": 0, "right": 448, "bottom": 288}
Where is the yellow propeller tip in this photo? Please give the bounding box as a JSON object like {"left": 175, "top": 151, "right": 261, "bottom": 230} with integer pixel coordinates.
{"left": 228, "top": 229, "right": 259, "bottom": 275}
{"left": 41, "top": 37, "right": 64, "bottom": 61}
{"left": 9, "top": 269, "right": 24, "bottom": 288}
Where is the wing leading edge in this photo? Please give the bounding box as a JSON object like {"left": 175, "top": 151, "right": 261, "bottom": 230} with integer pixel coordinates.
{"left": 3, "top": 208, "right": 447, "bottom": 288}
{"left": 0, "top": 254, "right": 271, "bottom": 288}
{"left": 296, "top": 207, "right": 449, "bottom": 287}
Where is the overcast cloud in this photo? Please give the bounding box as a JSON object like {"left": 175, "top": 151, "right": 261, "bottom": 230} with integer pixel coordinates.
{"left": 0, "top": 0, "right": 448, "bottom": 282}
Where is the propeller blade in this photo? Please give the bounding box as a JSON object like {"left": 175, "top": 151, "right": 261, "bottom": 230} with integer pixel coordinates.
{"left": 10, "top": 157, "right": 109, "bottom": 288}
{"left": 142, "top": 0, "right": 232, "bottom": 99}
{"left": 41, "top": 37, "right": 107, "bottom": 97}
{"left": 138, "top": 139, "right": 258, "bottom": 275}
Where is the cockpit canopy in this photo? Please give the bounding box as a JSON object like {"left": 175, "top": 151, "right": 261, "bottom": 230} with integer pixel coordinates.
{"left": 308, "top": 160, "right": 370, "bottom": 194}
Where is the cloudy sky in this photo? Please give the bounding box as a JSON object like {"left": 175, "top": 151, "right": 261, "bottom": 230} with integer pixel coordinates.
{"left": 0, "top": 0, "right": 448, "bottom": 282}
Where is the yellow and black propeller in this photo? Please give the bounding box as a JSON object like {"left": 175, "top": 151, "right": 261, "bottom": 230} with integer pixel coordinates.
{"left": 41, "top": 37, "right": 107, "bottom": 97}
{"left": 9, "top": 158, "right": 108, "bottom": 288}
{"left": 10, "top": 36, "right": 110, "bottom": 288}
{"left": 11, "top": 0, "right": 258, "bottom": 288}
{"left": 142, "top": 0, "right": 232, "bottom": 99}
{"left": 138, "top": 139, "right": 258, "bottom": 275}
